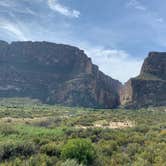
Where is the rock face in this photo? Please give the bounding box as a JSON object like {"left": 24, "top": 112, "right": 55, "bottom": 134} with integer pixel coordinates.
{"left": 0, "top": 41, "right": 121, "bottom": 108}
{"left": 120, "top": 52, "right": 166, "bottom": 108}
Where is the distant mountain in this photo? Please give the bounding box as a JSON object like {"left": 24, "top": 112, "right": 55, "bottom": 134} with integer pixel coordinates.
{"left": 0, "top": 41, "right": 121, "bottom": 108}
{"left": 120, "top": 52, "right": 166, "bottom": 108}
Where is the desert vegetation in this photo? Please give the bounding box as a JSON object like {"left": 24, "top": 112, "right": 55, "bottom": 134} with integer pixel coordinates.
{"left": 0, "top": 98, "right": 165, "bottom": 165}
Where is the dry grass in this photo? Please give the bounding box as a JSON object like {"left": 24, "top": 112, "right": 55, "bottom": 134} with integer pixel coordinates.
{"left": 75, "top": 120, "right": 134, "bottom": 129}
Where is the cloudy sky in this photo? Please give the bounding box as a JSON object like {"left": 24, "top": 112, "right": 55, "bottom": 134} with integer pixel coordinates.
{"left": 0, "top": 0, "right": 165, "bottom": 83}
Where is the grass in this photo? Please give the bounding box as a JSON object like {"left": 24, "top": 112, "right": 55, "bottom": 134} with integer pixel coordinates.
{"left": 15, "top": 125, "right": 64, "bottom": 138}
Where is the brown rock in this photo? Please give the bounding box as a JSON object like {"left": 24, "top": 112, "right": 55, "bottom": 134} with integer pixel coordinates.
{"left": 120, "top": 52, "right": 166, "bottom": 108}
{"left": 0, "top": 41, "right": 121, "bottom": 108}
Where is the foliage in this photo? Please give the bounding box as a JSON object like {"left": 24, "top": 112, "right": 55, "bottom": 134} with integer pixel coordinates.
{"left": 61, "top": 139, "right": 96, "bottom": 165}
{"left": 40, "top": 142, "right": 62, "bottom": 157}
{"left": 0, "top": 98, "right": 165, "bottom": 165}
{"left": 0, "top": 141, "right": 36, "bottom": 160}
{"left": 61, "top": 159, "right": 84, "bottom": 166}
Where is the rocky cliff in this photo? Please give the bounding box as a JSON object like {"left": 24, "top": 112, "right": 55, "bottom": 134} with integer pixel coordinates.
{"left": 120, "top": 52, "right": 166, "bottom": 108}
{"left": 0, "top": 41, "right": 121, "bottom": 108}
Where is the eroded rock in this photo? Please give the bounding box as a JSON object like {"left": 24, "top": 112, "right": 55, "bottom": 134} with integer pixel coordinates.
{"left": 120, "top": 52, "right": 166, "bottom": 108}
{"left": 0, "top": 41, "right": 121, "bottom": 108}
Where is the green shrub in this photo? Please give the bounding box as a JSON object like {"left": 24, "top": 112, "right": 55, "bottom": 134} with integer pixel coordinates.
{"left": 98, "top": 140, "right": 118, "bottom": 156}
{"left": 0, "top": 143, "right": 16, "bottom": 160}
{"left": 0, "top": 124, "right": 18, "bottom": 135}
{"left": 61, "top": 159, "right": 84, "bottom": 166}
{"left": 27, "top": 154, "right": 56, "bottom": 166}
{"left": 40, "top": 142, "right": 62, "bottom": 157}
{"left": 0, "top": 141, "right": 36, "bottom": 160}
{"left": 110, "top": 153, "right": 130, "bottom": 166}
{"left": 16, "top": 142, "right": 36, "bottom": 157}
{"left": 126, "top": 143, "right": 141, "bottom": 158}
{"left": 2, "top": 158, "right": 23, "bottom": 166}
{"left": 61, "top": 139, "right": 96, "bottom": 165}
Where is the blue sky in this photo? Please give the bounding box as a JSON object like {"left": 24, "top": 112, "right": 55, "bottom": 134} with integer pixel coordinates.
{"left": 0, "top": 0, "right": 165, "bottom": 83}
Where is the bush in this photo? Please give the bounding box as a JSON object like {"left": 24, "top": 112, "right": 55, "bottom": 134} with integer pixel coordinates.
{"left": 16, "top": 142, "right": 36, "bottom": 157}
{"left": 27, "top": 154, "right": 56, "bottom": 166}
{"left": 61, "top": 139, "right": 96, "bottom": 165}
{"left": 0, "top": 143, "right": 16, "bottom": 160}
{"left": 61, "top": 159, "right": 84, "bottom": 166}
{"left": 2, "top": 158, "right": 22, "bottom": 166}
{"left": 0, "top": 141, "right": 36, "bottom": 160}
{"left": 110, "top": 153, "right": 130, "bottom": 166}
{"left": 0, "top": 124, "right": 18, "bottom": 135}
{"left": 97, "top": 140, "right": 118, "bottom": 156}
{"left": 40, "top": 142, "right": 62, "bottom": 157}
{"left": 126, "top": 143, "right": 141, "bottom": 158}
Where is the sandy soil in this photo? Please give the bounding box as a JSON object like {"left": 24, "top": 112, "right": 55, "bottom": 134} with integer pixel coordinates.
{"left": 76, "top": 120, "right": 134, "bottom": 129}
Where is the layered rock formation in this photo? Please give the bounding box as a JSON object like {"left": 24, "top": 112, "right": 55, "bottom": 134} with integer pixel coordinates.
{"left": 0, "top": 41, "right": 121, "bottom": 108}
{"left": 120, "top": 52, "right": 166, "bottom": 108}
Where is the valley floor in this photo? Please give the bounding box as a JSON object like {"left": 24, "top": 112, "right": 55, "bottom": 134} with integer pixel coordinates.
{"left": 0, "top": 98, "right": 166, "bottom": 166}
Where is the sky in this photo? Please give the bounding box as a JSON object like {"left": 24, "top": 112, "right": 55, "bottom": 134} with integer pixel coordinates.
{"left": 0, "top": 0, "right": 166, "bottom": 83}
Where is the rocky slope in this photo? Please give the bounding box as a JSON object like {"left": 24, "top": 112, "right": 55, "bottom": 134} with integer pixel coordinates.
{"left": 120, "top": 52, "right": 166, "bottom": 108}
{"left": 0, "top": 41, "right": 121, "bottom": 108}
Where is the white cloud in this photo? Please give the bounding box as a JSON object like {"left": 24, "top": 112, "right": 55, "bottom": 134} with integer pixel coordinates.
{"left": 83, "top": 46, "right": 143, "bottom": 83}
{"left": 0, "top": 19, "right": 28, "bottom": 40}
{"left": 0, "top": 17, "right": 143, "bottom": 83}
{"left": 126, "top": 0, "right": 146, "bottom": 11}
{"left": 48, "top": 0, "right": 80, "bottom": 18}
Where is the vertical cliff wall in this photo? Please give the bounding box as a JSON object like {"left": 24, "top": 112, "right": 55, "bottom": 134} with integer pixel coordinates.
{"left": 120, "top": 52, "right": 166, "bottom": 108}
{"left": 0, "top": 41, "right": 121, "bottom": 108}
